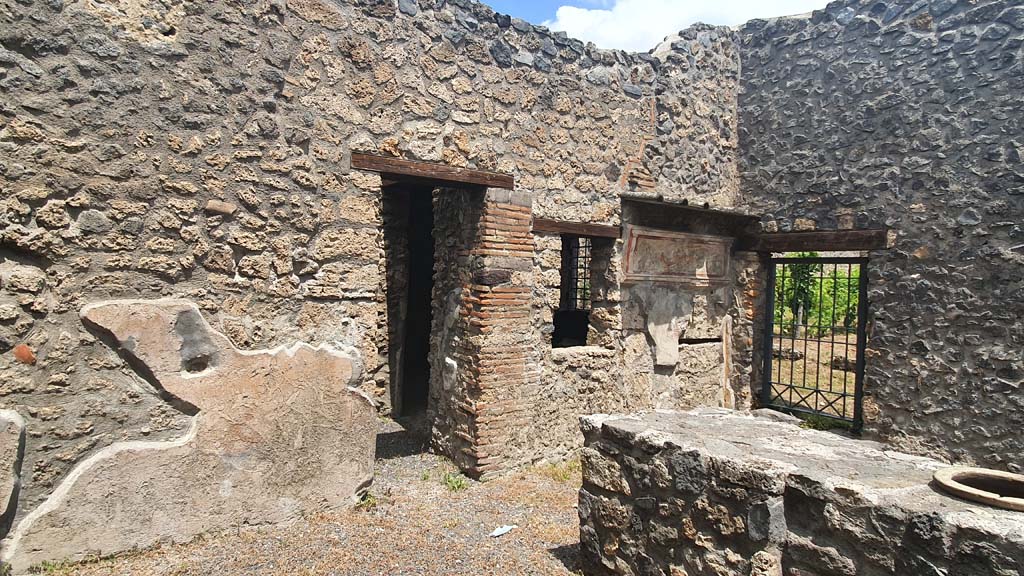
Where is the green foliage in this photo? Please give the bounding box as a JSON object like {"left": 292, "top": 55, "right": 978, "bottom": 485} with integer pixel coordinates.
{"left": 774, "top": 254, "right": 860, "bottom": 338}
{"left": 442, "top": 471, "right": 469, "bottom": 492}
{"left": 355, "top": 491, "right": 379, "bottom": 511}
{"left": 799, "top": 414, "right": 853, "bottom": 431}
{"left": 29, "top": 559, "right": 75, "bottom": 575}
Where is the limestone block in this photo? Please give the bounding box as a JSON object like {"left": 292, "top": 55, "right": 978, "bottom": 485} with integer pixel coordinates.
{"left": 1, "top": 300, "right": 376, "bottom": 572}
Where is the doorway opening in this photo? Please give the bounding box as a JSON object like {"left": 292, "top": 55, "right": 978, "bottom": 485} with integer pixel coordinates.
{"left": 382, "top": 185, "right": 435, "bottom": 417}
{"left": 761, "top": 255, "right": 868, "bottom": 431}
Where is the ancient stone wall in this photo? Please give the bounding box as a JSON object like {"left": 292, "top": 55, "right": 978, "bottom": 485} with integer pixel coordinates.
{"left": 428, "top": 186, "right": 484, "bottom": 474}
{"left": 0, "top": 0, "right": 745, "bottom": 535}
{"left": 579, "top": 409, "right": 1024, "bottom": 576}
{"left": 738, "top": 0, "right": 1024, "bottom": 470}
{"left": 527, "top": 209, "right": 755, "bottom": 463}
{"left": 527, "top": 233, "right": 640, "bottom": 465}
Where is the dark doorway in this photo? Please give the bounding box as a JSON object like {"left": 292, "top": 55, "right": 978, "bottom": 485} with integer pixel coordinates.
{"left": 382, "top": 186, "right": 436, "bottom": 417}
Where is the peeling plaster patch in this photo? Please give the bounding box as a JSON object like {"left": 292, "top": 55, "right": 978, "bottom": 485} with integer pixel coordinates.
{"left": 1, "top": 300, "right": 377, "bottom": 572}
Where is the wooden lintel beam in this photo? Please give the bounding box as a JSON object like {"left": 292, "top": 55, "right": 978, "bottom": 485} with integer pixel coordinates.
{"left": 351, "top": 153, "right": 514, "bottom": 190}
{"left": 739, "top": 229, "right": 888, "bottom": 252}
{"left": 532, "top": 218, "right": 621, "bottom": 238}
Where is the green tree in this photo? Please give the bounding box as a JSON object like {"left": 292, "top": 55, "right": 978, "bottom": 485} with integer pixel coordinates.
{"left": 777, "top": 260, "right": 860, "bottom": 338}
{"left": 774, "top": 252, "right": 820, "bottom": 336}
{"left": 822, "top": 265, "right": 859, "bottom": 334}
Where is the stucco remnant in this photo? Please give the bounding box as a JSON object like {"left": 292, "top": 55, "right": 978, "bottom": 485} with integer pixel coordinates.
{"left": 0, "top": 300, "right": 376, "bottom": 572}
{"left": 579, "top": 409, "right": 1024, "bottom": 576}
{"left": 0, "top": 411, "right": 25, "bottom": 538}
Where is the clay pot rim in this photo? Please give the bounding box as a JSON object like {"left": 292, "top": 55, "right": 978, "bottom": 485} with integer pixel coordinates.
{"left": 933, "top": 466, "right": 1024, "bottom": 512}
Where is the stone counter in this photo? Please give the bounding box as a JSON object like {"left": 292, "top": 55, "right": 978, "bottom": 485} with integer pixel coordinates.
{"left": 578, "top": 409, "right": 1024, "bottom": 576}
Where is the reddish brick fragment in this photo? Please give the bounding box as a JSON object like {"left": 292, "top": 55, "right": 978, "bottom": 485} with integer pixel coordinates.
{"left": 13, "top": 344, "right": 36, "bottom": 365}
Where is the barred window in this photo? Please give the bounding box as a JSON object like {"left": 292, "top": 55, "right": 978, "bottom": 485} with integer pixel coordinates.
{"left": 560, "top": 235, "right": 592, "bottom": 311}
{"left": 553, "top": 235, "right": 592, "bottom": 348}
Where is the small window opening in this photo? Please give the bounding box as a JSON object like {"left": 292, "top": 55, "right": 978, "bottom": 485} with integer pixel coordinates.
{"left": 553, "top": 235, "right": 592, "bottom": 348}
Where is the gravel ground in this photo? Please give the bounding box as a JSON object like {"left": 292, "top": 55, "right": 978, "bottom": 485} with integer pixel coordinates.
{"left": 49, "top": 418, "right": 582, "bottom": 576}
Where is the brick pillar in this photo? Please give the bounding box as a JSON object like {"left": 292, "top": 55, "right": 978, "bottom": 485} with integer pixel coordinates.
{"left": 435, "top": 188, "right": 535, "bottom": 479}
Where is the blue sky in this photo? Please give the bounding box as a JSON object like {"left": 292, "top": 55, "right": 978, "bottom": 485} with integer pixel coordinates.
{"left": 486, "top": 0, "right": 564, "bottom": 24}
{"left": 482, "top": 0, "right": 831, "bottom": 52}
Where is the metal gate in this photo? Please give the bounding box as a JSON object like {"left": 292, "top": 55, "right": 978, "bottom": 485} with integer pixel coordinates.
{"left": 761, "top": 256, "right": 868, "bottom": 430}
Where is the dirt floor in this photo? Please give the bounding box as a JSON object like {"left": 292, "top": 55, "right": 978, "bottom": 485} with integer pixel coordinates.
{"left": 769, "top": 331, "right": 858, "bottom": 419}
{"left": 47, "top": 418, "right": 582, "bottom": 576}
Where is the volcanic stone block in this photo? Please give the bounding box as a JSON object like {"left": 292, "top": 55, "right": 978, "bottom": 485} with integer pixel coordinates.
{"left": 579, "top": 409, "right": 1024, "bottom": 576}
{"left": 1, "top": 300, "right": 376, "bottom": 572}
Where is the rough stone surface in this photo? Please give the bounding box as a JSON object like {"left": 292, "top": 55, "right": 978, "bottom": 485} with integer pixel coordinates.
{"left": 528, "top": 206, "right": 757, "bottom": 464}
{"left": 0, "top": 0, "right": 1020, "bottom": 562}
{"left": 739, "top": 0, "right": 1024, "bottom": 471}
{"left": 0, "top": 300, "right": 376, "bottom": 572}
{"left": 0, "top": 0, "right": 743, "bottom": 525}
{"left": 0, "top": 410, "right": 25, "bottom": 538}
{"left": 579, "top": 409, "right": 1024, "bottom": 576}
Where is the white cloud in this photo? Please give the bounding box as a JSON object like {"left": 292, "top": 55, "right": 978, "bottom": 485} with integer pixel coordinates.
{"left": 543, "top": 0, "right": 829, "bottom": 52}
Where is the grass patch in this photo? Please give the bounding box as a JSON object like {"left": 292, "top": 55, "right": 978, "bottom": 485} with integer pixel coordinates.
{"left": 799, "top": 413, "right": 853, "bottom": 431}
{"left": 537, "top": 458, "right": 582, "bottom": 483}
{"left": 442, "top": 471, "right": 469, "bottom": 492}
{"left": 29, "top": 557, "right": 98, "bottom": 575}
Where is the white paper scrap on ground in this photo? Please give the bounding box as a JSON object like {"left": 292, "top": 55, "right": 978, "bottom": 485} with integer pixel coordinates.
{"left": 489, "top": 525, "right": 517, "bottom": 538}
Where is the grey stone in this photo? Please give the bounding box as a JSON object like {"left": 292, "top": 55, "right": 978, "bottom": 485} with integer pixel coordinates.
{"left": 76, "top": 210, "right": 112, "bottom": 233}
{"left": 489, "top": 41, "right": 513, "bottom": 67}
{"left": 455, "top": 11, "right": 478, "bottom": 31}
{"left": 930, "top": 0, "right": 957, "bottom": 17}
{"left": 512, "top": 51, "right": 534, "bottom": 66}
{"left": 510, "top": 17, "right": 532, "bottom": 33}
{"left": 957, "top": 208, "right": 983, "bottom": 226}
{"left": 79, "top": 34, "right": 122, "bottom": 58}
{"left": 836, "top": 7, "right": 857, "bottom": 25}
{"left": 397, "top": 0, "right": 418, "bottom": 16}
{"left": 443, "top": 27, "right": 466, "bottom": 45}
{"left": 747, "top": 497, "right": 786, "bottom": 543}
{"left": 0, "top": 48, "right": 44, "bottom": 78}
{"left": 623, "top": 83, "right": 643, "bottom": 98}
{"left": 540, "top": 37, "right": 558, "bottom": 56}
{"left": 1000, "top": 6, "right": 1024, "bottom": 30}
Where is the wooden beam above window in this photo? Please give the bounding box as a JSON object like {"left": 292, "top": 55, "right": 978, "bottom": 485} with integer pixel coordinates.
{"left": 738, "top": 229, "right": 889, "bottom": 252}
{"left": 532, "top": 218, "right": 621, "bottom": 239}
{"left": 351, "top": 153, "right": 515, "bottom": 190}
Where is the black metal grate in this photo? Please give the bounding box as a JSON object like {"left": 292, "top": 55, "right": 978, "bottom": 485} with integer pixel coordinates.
{"left": 560, "top": 235, "right": 592, "bottom": 311}
{"left": 761, "top": 256, "right": 868, "bottom": 429}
